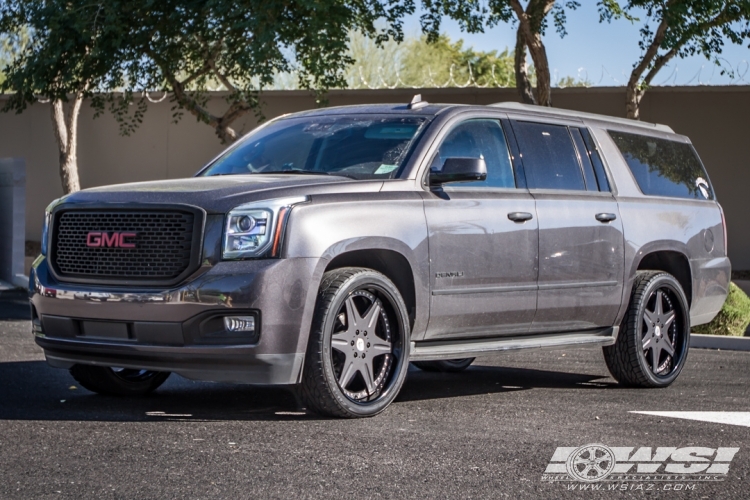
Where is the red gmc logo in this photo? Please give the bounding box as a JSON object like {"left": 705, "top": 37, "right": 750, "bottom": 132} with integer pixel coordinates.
{"left": 86, "top": 232, "right": 137, "bottom": 248}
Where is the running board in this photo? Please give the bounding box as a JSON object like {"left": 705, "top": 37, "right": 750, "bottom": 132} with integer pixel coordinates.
{"left": 410, "top": 327, "right": 618, "bottom": 362}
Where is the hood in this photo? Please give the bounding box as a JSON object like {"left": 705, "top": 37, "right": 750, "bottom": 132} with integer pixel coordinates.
{"left": 62, "top": 174, "right": 384, "bottom": 213}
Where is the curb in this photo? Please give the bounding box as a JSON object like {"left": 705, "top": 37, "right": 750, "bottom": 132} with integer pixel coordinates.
{"left": 690, "top": 333, "right": 750, "bottom": 352}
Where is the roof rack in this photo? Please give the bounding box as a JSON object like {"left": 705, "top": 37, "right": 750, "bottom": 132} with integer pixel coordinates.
{"left": 489, "top": 102, "right": 674, "bottom": 133}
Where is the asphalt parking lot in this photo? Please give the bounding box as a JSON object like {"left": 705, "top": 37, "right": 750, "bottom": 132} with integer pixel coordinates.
{"left": 1, "top": 289, "right": 748, "bottom": 499}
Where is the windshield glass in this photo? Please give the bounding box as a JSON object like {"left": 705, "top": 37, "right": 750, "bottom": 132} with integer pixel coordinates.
{"left": 201, "top": 115, "right": 428, "bottom": 180}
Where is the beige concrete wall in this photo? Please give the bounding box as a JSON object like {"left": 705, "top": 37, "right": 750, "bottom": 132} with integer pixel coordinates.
{"left": 1, "top": 86, "right": 749, "bottom": 268}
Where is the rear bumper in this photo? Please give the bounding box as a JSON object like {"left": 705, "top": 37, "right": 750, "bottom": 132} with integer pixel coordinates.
{"left": 30, "top": 256, "right": 320, "bottom": 384}
{"left": 690, "top": 256, "right": 732, "bottom": 327}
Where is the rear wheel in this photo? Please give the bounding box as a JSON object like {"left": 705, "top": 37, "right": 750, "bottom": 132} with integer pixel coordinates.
{"left": 300, "top": 267, "right": 411, "bottom": 418}
{"left": 413, "top": 358, "right": 475, "bottom": 372}
{"left": 603, "top": 271, "right": 690, "bottom": 388}
{"left": 70, "top": 365, "right": 170, "bottom": 396}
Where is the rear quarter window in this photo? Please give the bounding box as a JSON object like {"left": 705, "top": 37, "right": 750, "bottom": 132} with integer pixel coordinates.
{"left": 608, "top": 130, "right": 713, "bottom": 200}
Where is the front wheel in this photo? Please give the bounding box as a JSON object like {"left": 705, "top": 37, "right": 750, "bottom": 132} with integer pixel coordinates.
{"left": 603, "top": 271, "right": 690, "bottom": 388}
{"left": 300, "top": 267, "right": 411, "bottom": 418}
{"left": 70, "top": 365, "right": 170, "bottom": 396}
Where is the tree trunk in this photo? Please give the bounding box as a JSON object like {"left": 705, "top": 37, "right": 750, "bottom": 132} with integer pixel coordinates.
{"left": 514, "top": 29, "right": 536, "bottom": 104}
{"left": 524, "top": 32, "right": 552, "bottom": 107}
{"left": 510, "top": 0, "right": 555, "bottom": 107}
{"left": 50, "top": 94, "right": 84, "bottom": 194}
{"left": 625, "top": 84, "right": 642, "bottom": 120}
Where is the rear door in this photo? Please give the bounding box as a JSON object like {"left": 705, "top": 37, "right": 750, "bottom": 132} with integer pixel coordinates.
{"left": 508, "top": 118, "right": 625, "bottom": 332}
{"left": 422, "top": 116, "right": 539, "bottom": 340}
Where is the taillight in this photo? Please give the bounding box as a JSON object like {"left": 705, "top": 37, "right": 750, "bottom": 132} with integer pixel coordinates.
{"left": 718, "top": 203, "right": 728, "bottom": 256}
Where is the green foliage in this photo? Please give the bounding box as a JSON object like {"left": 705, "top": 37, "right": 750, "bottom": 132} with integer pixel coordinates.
{"left": 601, "top": 1, "right": 750, "bottom": 83}
{"left": 400, "top": 34, "right": 516, "bottom": 87}
{"left": 693, "top": 282, "right": 750, "bottom": 337}
{"left": 344, "top": 31, "right": 518, "bottom": 88}
{"left": 342, "top": 31, "right": 516, "bottom": 88}
{"left": 0, "top": 26, "right": 30, "bottom": 85}
{"left": 556, "top": 75, "right": 592, "bottom": 87}
{"left": 0, "top": 1, "right": 132, "bottom": 108}
{"left": 419, "top": 0, "right": 583, "bottom": 40}
{"left": 0, "top": 0, "right": 417, "bottom": 141}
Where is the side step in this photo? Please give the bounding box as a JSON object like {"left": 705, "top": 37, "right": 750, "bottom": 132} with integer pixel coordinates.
{"left": 410, "top": 327, "right": 618, "bottom": 362}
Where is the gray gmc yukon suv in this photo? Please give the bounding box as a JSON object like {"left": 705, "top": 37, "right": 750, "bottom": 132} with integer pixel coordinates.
{"left": 30, "top": 99, "right": 730, "bottom": 418}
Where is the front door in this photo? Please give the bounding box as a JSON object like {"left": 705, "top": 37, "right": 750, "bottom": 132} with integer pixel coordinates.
{"left": 422, "top": 118, "right": 539, "bottom": 340}
{"left": 509, "top": 118, "right": 625, "bottom": 332}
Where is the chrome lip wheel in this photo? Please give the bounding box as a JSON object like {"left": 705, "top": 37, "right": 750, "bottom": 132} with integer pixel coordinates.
{"left": 641, "top": 287, "right": 679, "bottom": 375}
{"left": 331, "top": 289, "right": 394, "bottom": 403}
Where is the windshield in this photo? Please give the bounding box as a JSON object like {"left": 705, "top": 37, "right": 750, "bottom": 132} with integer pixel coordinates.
{"left": 200, "top": 115, "right": 428, "bottom": 180}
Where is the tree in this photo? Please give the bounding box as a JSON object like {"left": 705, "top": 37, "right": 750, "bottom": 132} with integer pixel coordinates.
{"left": 0, "top": 1, "right": 133, "bottom": 194}
{"left": 400, "top": 34, "right": 516, "bottom": 87}
{"left": 0, "top": 26, "right": 30, "bottom": 85}
{"left": 420, "top": 0, "right": 580, "bottom": 106}
{"left": 602, "top": 1, "right": 750, "bottom": 119}
{"left": 124, "top": 0, "right": 414, "bottom": 144}
{"left": 1, "top": 1, "right": 414, "bottom": 194}
{"left": 343, "top": 30, "right": 516, "bottom": 88}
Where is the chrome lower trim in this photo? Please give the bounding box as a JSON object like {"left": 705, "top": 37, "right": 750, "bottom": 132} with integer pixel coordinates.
{"left": 432, "top": 280, "right": 620, "bottom": 296}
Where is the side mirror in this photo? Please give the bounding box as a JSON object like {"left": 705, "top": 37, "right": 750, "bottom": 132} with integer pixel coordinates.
{"left": 429, "top": 157, "right": 487, "bottom": 186}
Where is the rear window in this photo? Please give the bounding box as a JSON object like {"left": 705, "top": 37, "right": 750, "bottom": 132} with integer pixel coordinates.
{"left": 608, "top": 131, "right": 713, "bottom": 200}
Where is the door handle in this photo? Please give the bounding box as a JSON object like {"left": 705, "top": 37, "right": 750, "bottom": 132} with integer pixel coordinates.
{"left": 508, "top": 212, "right": 533, "bottom": 223}
{"left": 595, "top": 213, "right": 617, "bottom": 223}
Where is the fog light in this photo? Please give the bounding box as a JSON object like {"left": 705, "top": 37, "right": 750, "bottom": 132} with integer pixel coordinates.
{"left": 224, "top": 316, "right": 256, "bottom": 333}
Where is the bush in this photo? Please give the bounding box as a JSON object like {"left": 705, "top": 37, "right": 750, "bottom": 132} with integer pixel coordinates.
{"left": 693, "top": 282, "right": 750, "bottom": 336}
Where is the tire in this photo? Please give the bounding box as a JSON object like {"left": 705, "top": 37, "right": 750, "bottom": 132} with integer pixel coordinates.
{"left": 603, "top": 271, "right": 690, "bottom": 388}
{"left": 300, "top": 267, "right": 411, "bottom": 418}
{"left": 413, "top": 358, "right": 475, "bottom": 372}
{"left": 70, "top": 365, "right": 170, "bottom": 396}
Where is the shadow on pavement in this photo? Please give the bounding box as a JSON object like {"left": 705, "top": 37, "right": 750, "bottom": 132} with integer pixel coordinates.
{"left": 0, "top": 359, "right": 612, "bottom": 422}
{"left": 0, "top": 290, "right": 30, "bottom": 320}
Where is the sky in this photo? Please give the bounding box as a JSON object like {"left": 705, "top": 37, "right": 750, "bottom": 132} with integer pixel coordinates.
{"left": 401, "top": 3, "right": 750, "bottom": 86}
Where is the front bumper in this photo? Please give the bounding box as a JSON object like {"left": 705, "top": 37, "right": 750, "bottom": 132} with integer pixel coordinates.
{"left": 30, "top": 256, "right": 320, "bottom": 384}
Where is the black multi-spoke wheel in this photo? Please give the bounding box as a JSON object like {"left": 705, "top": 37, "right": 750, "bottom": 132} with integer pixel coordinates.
{"left": 70, "top": 365, "right": 170, "bottom": 396}
{"left": 301, "top": 267, "right": 411, "bottom": 418}
{"left": 412, "top": 358, "right": 475, "bottom": 372}
{"left": 603, "top": 271, "right": 690, "bottom": 387}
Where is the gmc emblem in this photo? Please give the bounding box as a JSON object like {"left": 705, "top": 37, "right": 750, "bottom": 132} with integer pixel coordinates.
{"left": 86, "top": 232, "right": 137, "bottom": 248}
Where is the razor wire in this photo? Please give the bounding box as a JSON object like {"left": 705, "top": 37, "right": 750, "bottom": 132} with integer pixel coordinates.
{"left": 30, "top": 59, "right": 750, "bottom": 105}
{"left": 270, "top": 59, "right": 750, "bottom": 90}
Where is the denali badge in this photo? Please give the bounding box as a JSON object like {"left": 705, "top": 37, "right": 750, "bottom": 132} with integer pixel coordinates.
{"left": 435, "top": 271, "right": 464, "bottom": 278}
{"left": 86, "top": 232, "right": 137, "bottom": 248}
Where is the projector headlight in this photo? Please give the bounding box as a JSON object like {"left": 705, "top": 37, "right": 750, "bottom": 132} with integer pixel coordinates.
{"left": 223, "top": 196, "right": 308, "bottom": 259}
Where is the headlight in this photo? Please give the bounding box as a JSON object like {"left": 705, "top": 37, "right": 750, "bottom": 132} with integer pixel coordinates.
{"left": 223, "top": 196, "right": 308, "bottom": 259}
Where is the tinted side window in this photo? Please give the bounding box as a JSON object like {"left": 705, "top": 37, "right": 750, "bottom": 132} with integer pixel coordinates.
{"left": 431, "top": 119, "right": 515, "bottom": 188}
{"left": 580, "top": 128, "right": 610, "bottom": 192}
{"left": 569, "top": 128, "right": 598, "bottom": 191}
{"left": 609, "top": 131, "right": 713, "bottom": 200}
{"left": 512, "top": 121, "right": 585, "bottom": 191}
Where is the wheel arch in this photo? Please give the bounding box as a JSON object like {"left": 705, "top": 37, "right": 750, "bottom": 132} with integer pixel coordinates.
{"left": 324, "top": 248, "right": 417, "bottom": 329}
{"left": 635, "top": 249, "right": 693, "bottom": 307}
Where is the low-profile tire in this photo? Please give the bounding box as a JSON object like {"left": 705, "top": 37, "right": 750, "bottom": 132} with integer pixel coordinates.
{"left": 300, "top": 267, "right": 411, "bottom": 418}
{"left": 412, "top": 358, "right": 475, "bottom": 372}
{"left": 603, "top": 271, "right": 690, "bottom": 388}
{"left": 70, "top": 365, "right": 170, "bottom": 396}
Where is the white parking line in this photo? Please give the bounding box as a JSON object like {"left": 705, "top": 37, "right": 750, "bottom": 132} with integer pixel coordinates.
{"left": 630, "top": 411, "right": 750, "bottom": 427}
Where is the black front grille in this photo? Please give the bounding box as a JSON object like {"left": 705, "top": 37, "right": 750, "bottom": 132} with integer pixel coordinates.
{"left": 51, "top": 209, "right": 199, "bottom": 283}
